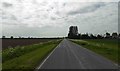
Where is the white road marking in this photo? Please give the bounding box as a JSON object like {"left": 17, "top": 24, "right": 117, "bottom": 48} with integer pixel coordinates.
{"left": 66, "top": 40, "right": 85, "bottom": 69}
{"left": 35, "top": 40, "right": 63, "bottom": 70}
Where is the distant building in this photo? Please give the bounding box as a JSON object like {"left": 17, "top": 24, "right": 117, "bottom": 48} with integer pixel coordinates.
{"left": 68, "top": 26, "right": 79, "bottom": 38}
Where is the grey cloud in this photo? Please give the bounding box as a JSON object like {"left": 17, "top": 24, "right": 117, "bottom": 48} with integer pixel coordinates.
{"left": 24, "top": 15, "right": 32, "bottom": 19}
{"left": 11, "top": 15, "right": 17, "bottom": 20}
{"left": 2, "top": 22, "right": 18, "bottom": 25}
{"left": 51, "top": 17, "right": 56, "bottom": 20}
{"left": 2, "top": 2, "right": 13, "bottom": 8}
{"left": 3, "top": 25, "right": 67, "bottom": 37}
{"left": 67, "top": 3, "right": 106, "bottom": 15}
{"left": 63, "top": 3, "right": 66, "bottom": 6}
{"left": 2, "top": 13, "right": 17, "bottom": 20}
{"left": 32, "top": 1, "right": 48, "bottom": 6}
{"left": 2, "top": 2, "right": 118, "bottom": 37}
{"left": 24, "top": 17, "right": 30, "bottom": 19}
{"left": 55, "top": 11, "right": 60, "bottom": 15}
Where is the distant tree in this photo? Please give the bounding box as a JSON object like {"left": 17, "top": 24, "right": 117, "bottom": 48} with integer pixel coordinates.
{"left": 28, "top": 37, "right": 30, "bottom": 38}
{"left": 112, "top": 32, "right": 118, "bottom": 39}
{"left": 19, "top": 36, "right": 21, "bottom": 38}
{"left": 68, "top": 26, "right": 79, "bottom": 39}
{"left": 90, "top": 34, "right": 95, "bottom": 39}
{"left": 105, "top": 32, "right": 111, "bottom": 38}
{"left": 81, "top": 33, "right": 90, "bottom": 39}
{"left": 78, "top": 34, "right": 81, "bottom": 39}
{"left": 10, "top": 36, "right": 14, "bottom": 39}
{"left": 91, "top": 34, "right": 98, "bottom": 39}
{"left": 119, "top": 33, "right": 120, "bottom": 38}
{"left": 2, "top": 36, "right": 6, "bottom": 38}
{"left": 97, "top": 34, "right": 103, "bottom": 39}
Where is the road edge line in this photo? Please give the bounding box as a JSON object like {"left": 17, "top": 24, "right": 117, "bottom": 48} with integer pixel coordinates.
{"left": 35, "top": 40, "right": 62, "bottom": 70}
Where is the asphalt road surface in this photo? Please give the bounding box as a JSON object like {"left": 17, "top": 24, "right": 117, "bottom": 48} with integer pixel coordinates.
{"left": 37, "top": 39, "right": 118, "bottom": 69}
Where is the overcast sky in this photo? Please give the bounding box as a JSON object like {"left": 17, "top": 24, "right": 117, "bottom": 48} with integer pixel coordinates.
{"left": 0, "top": 0, "right": 119, "bottom": 38}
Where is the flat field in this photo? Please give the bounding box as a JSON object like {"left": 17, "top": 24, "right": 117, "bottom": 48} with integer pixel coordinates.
{"left": 2, "top": 38, "right": 60, "bottom": 50}
{"left": 2, "top": 39, "right": 61, "bottom": 70}
{"left": 71, "top": 39, "right": 119, "bottom": 64}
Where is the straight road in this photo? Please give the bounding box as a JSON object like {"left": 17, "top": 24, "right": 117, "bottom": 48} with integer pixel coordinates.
{"left": 37, "top": 39, "right": 118, "bottom": 69}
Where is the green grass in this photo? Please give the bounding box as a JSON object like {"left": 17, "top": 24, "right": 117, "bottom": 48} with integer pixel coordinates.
{"left": 71, "top": 39, "right": 119, "bottom": 64}
{"left": 0, "top": 51, "right": 1, "bottom": 71}
{"left": 3, "top": 44, "right": 44, "bottom": 63}
{"left": 2, "top": 40, "right": 61, "bottom": 70}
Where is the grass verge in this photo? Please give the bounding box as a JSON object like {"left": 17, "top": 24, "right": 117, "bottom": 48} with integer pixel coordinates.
{"left": 2, "top": 40, "right": 61, "bottom": 70}
{"left": 71, "top": 39, "right": 119, "bottom": 64}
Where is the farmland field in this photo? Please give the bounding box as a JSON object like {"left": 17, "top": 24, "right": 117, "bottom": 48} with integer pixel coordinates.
{"left": 2, "top": 38, "right": 61, "bottom": 50}
{"left": 71, "top": 39, "right": 119, "bottom": 64}
{"left": 2, "top": 39, "right": 61, "bottom": 70}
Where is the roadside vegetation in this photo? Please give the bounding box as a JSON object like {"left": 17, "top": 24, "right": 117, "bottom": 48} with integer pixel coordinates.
{"left": 71, "top": 39, "right": 119, "bottom": 64}
{"left": 2, "top": 40, "right": 61, "bottom": 70}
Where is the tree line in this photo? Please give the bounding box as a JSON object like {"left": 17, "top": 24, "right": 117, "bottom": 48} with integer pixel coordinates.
{"left": 1, "top": 36, "right": 63, "bottom": 39}
{"left": 68, "top": 32, "right": 120, "bottom": 39}
{"left": 2, "top": 32, "right": 120, "bottom": 39}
